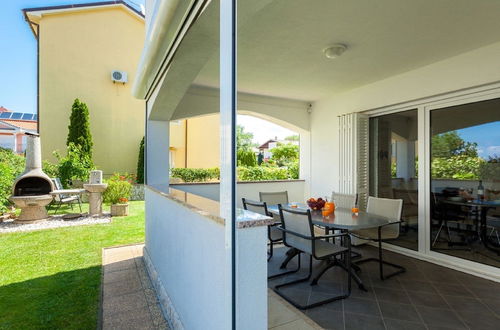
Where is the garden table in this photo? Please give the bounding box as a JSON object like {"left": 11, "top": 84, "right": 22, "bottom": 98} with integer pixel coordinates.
{"left": 442, "top": 199, "right": 500, "bottom": 255}
{"left": 267, "top": 203, "right": 398, "bottom": 291}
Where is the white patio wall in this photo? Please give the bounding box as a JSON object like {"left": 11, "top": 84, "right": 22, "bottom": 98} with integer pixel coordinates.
{"left": 310, "top": 41, "right": 500, "bottom": 196}
{"left": 170, "top": 180, "right": 306, "bottom": 206}
{"left": 144, "top": 187, "right": 268, "bottom": 330}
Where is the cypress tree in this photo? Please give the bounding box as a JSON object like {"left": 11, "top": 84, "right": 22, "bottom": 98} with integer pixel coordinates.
{"left": 67, "top": 98, "right": 93, "bottom": 160}
{"left": 136, "top": 137, "right": 145, "bottom": 184}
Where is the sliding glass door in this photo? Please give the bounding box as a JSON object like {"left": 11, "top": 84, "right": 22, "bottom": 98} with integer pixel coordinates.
{"left": 429, "top": 97, "right": 500, "bottom": 268}
{"left": 369, "top": 109, "right": 419, "bottom": 251}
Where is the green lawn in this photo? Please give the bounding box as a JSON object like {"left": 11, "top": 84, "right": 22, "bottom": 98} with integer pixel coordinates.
{"left": 0, "top": 201, "right": 145, "bottom": 329}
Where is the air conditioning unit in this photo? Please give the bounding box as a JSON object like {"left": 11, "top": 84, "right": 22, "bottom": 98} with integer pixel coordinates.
{"left": 111, "top": 70, "right": 127, "bottom": 83}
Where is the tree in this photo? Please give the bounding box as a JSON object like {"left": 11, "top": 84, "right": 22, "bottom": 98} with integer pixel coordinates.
{"left": 431, "top": 131, "right": 478, "bottom": 158}
{"left": 136, "top": 137, "right": 145, "bottom": 184}
{"left": 284, "top": 135, "right": 299, "bottom": 142}
{"left": 271, "top": 143, "right": 299, "bottom": 167}
{"left": 236, "top": 125, "right": 257, "bottom": 166}
{"left": 67, "top": 99, "right": 93, "bottom": 161}
{"left": 236, "top": 125, "right": 256, "bottom": 151}
{"left": 237, "top": 149, "right": 257, "bottom": 167}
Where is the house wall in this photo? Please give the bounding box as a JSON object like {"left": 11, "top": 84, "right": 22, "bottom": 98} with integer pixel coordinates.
{"left": 37, "top": 7, "right": 145, "bottom": 175}
{"left": 310, "top": 41, "right": 500, "bottom": 196}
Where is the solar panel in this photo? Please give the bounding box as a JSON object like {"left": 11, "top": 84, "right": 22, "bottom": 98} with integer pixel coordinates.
{"left": 10, "top": 112, "right": 22, "bottom": 119}
{"left": 22, "top": 113, "right": 33, "bottom": 120}
{"left": 0, "top": 112, "right": 11, "bottom": 119}
{"left": 33, "top": 114, "right": 38, "bottom": 121}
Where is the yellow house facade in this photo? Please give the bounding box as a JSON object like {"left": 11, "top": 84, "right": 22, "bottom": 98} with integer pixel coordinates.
{"left": 24, "top": 2, "right": 146, "bottom": 176}
{"left": 24, "top": 1, "right": 220, "bottom": 175}
{"left": 169, "top": 114, "right": 220, "bottom": 169}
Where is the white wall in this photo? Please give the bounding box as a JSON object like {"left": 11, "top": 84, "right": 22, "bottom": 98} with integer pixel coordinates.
{"left": 310, "top": 41, "right": 500, "bottom": 196}
{"left": 145, "top": 187, "right": 268, "bottom": 329}
{"left": 170, "top": 180, "right": 306, "bottom": 206}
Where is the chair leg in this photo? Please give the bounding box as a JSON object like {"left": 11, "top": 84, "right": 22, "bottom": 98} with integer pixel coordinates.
{"left": 268, "top": 251, "right": 302, "bottom": 280}
{"left": 274, "top": 255, "right": 350, "bottom": 310}
{"left": 268, "top": 241, "right": 274, "bottom": 262}
{"left": 77, "top": 197, "right": 82, "bottom": 213}
{"left": 432, "top": 221, "right": 445, "bottom": 246}
{"left": 355, "top": 239, "right": 406, "bottom": 281}
{"left": 53, "top": 202, "right": 62, "bottom": 215}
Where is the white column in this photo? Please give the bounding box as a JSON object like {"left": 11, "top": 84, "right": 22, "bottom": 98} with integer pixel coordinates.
{"left": 146, "top": 119, "right": 170, "bottom": 190}
{"left": 220, "top": 0, "right": 237, "bottom": 329}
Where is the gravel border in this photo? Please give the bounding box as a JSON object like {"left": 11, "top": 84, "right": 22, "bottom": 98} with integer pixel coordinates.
{"left": 0, "top": 213, "right": 112, "bottom": 233}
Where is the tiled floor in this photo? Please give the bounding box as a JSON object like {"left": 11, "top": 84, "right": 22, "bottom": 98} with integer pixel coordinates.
{"left": 268, "top": 245, "right": 500, "bottom": 330}
{"left": 101, "top": 244, "right": 169, "bottom": 330}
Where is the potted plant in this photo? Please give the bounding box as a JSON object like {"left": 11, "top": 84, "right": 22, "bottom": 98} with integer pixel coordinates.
{"left": 103, "top": 175, "right": 132, "bottom": 216}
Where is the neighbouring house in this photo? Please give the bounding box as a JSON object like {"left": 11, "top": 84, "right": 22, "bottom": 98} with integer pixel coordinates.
{"left": 133, "top": 0, "right": 500, "bottom": 328}
{"left": 0, "top": 106, "right": 37, "bottom": 153}
{"left": 23, "top": 1, "right": 146, "bottom": 175}
{"left": 258, "top": 138, "right": 299, "bottom": 160}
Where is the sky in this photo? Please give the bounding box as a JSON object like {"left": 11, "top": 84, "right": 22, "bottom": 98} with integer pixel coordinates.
{"left": 458, "top": 122, "right": 500, "bottom": 159}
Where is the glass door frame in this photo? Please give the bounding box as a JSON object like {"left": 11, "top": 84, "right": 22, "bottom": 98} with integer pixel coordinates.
{"left": 364, "top": 83, "right": 500, "bottom": 280}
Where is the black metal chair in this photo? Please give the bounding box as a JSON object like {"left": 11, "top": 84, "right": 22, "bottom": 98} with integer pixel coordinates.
{"left": 351, "top": 196, "right": 405, "bottom": 280}
{"left": 273, "top": 205, "right": 352, "bottom": 310}
{"left": 258, "top": 191, "right": 289, "bottom": 260}
{"left": 242, "top": 198, "right": 283, "bottom": 261}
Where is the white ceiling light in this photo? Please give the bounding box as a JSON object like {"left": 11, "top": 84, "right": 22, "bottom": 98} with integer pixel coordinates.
{"left": 323, "top": 44, "right": 347, "bottom": 59}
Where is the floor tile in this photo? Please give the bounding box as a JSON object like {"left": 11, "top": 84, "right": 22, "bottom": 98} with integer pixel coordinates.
{"left": 306, "top": 308, "right": 344, "bottom": 330}
{"left": 409, "top": 291, "right": 449, "bottom": 308}
{"left": 400, "top": 279, "right": 437, "bottom": 294}
{"left": 459, "top": 310, "right": 500, "bottom": 330}
{"left": 416, "top": 306, "right": 467, "bottom": 329}
{"left": 343, "top": 297, "right": 380, "bottom": 317}
{"left": 373, "top": 286, "right": 411, "bottom": 304}
{"left": 344, "top": 312, "right": 385, "bottom": 330}
{"left": 378, "top": 301, "right": 421, "bottom": 322}
{"left": 384, "top": 318, "right": 427, "bottom": 330}
{"left": 270, "top": 319, "right": 317, "bottom": 330}
{"left": 442, "top": 295, "right": 490, "bottom": 314}
{"left": 268, "top": 296, "right": 301, "bottom": 328}
{"left": 480, "top": 297, "right": 500, "bottom": 316}
{"left": 433, "top": 283, "right": 473, "bottom": 298}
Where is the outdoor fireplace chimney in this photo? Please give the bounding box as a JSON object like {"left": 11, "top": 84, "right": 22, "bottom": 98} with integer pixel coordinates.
{"left": 9, "top": 133, "right": 55, "bottom": 223}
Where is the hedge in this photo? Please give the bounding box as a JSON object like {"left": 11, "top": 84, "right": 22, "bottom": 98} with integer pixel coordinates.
{"left": 170, "top": 166, "right": 297, "bottom": 183}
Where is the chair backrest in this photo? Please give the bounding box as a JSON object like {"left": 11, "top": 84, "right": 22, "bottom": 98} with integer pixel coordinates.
{"left": 52, "top": 178, "right": 63, "bottom": 190}
{"left": 367, "top": 196, "right": 403, "bottom": 237}
{"left": 279, "top": 206, "right": 314, "bottom": 255}
{"left": 259, "top": 191, "right": 289, "bottom": 206}
{"left": 331, "top": 192, "right": 357, "bottom": 209}
{"left": 242, "top": 198, "right": 269, "bottom": 216}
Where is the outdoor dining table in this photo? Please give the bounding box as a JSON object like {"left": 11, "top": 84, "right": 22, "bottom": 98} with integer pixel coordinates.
{"left": 267, "top": 203, "right": 399, "bottom": 291}
{"left": 442, "top": 199, "right": 500, "bottom": 255}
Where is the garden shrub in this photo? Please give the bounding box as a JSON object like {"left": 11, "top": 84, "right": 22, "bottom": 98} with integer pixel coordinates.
{"left": 287, "top": 161, "right": 299, "bottom": 180}
{"left": 67, "top": 98, "right": 93, "bottom": 161}
{"left": 136, "top": 137, "right": 145, "bottom": 184}
{"left": 237, "top": 149, "right": 257, "bottom": 167}
{"left": 42, "top": 160, "right": 59, "bottom": 178}
{"left": 55, "top": 143, "right": 95, "bottom": 188}
{"left": 170, "top": 168, "right": 220, "bottom": 182}
{"left": 237, "top": 166, "right": 288, "bottom": 181}
{"left": 103, "top": 173, "right": 133, "bottom": 204}
{"left": 0, "top": 148, "right": 24, "bottom": 214}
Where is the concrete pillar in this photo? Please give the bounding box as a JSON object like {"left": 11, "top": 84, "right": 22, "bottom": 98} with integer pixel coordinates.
{"left": 146, "top": 120, "right": 170, "bottom": 189}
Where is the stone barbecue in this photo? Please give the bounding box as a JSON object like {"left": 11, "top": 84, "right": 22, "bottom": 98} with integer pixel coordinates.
{"left": 9, "top": 134, "right": 54, "bottom": 223}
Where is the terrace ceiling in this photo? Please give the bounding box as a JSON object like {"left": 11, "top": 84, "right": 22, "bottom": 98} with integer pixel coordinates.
{"left": 193, "top": 0, "right": 500, "bottom": 102}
